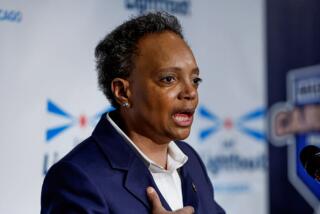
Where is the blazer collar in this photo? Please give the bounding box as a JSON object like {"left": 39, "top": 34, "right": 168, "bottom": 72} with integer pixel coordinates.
{"left": 91, "top": 113, "right": 172, "bottom": 210}
{"left": 92, "top": 113, "right": 134, "bottom": 170}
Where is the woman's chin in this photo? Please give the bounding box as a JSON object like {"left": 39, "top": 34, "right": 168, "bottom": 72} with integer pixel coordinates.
{"left": 171, "top": 128, "right": 191, "bottom": 141}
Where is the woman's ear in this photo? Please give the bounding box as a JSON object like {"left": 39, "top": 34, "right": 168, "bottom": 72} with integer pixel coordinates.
{"left": 111, "top": 78, "right": 131, "bottom": 107}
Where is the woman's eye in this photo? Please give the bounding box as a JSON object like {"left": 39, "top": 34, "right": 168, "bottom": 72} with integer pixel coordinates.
{"left": 193, "top": 77, "right": 202, "bottom": 85}
{"left": 161, "top": 76, "right": 175, "bottom": 83}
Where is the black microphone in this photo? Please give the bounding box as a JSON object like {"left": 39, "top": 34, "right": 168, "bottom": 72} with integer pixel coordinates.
{"left": 300, "top": 145, "right": 320, "bottom": 181}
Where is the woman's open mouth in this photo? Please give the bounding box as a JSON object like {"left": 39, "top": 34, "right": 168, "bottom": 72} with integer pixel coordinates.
{"left": 172, "top": 110, "right": 194, "bottom": 127}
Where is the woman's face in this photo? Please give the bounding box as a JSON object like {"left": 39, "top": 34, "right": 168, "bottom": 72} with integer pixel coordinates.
{"left": 127, "top": 31, "right": 200, "bottom": 144}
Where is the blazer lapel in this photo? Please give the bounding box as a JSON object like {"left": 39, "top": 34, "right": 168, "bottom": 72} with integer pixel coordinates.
{"left": 180, "top": 166, "right": 199, "bottom": 211}
{"left": 92, "top": 113, "right": 172, "bottom": 211}
{"left": 124, "top": 157, "right": 172, "bottom": 211}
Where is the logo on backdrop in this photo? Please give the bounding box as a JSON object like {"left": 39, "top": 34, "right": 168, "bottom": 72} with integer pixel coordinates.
{"left": 268, "top": 65, "right": 320, "bottom": 211}
{"left": 0, "top": 9, "right": 22, "bottom": 23}
{"left": 198, "top": 105, "right": 267, "bottom": 192}
{"left": 46, "top": 100, "right": 111, "bottom": 142}
{"left": 43, "top": 99, "right": 112, "bottom": 175}
{"left": 124, "top": 0, "right": 191, "bottom": 16}
{"left": 198, "top": 106, "right": 265, "bottom": 142}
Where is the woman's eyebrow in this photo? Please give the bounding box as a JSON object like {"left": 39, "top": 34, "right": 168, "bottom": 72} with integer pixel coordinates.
{"left": 156, "top": 67, "right": 200, "bottom": 74}
{"left": 192, "top": 67, "right": 200, "bottom": 75}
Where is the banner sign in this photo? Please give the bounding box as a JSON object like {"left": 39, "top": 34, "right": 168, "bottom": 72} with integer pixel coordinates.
{"left": 269, "top": 65, "right": 320, "bottom": 213}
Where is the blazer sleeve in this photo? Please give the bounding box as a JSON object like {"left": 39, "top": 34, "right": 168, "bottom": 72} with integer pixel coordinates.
{"left": 41, "top": 161, "right": 109, "bottom": 214}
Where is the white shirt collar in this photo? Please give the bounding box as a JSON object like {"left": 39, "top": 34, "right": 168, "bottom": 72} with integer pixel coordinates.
{"left": 106, "top": 113, "right": 188, "bottom": 173}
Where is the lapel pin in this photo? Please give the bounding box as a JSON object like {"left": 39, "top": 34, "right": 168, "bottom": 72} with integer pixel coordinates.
{"left": 192, "top": 183, "right": 197, "bottom": 192}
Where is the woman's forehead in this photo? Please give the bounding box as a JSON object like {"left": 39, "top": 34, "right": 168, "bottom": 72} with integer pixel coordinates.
{"left": 133, "top": 32, "right": 196, "bottom": 69}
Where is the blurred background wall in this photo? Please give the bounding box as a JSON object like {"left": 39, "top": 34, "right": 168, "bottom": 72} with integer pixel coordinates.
{"left": 0, "top": 0, "right": 319, "bottom": 213}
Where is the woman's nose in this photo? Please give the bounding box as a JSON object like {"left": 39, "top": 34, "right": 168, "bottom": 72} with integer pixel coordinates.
{"left": 178, "top": 81, "right": 197, "bottom": 100}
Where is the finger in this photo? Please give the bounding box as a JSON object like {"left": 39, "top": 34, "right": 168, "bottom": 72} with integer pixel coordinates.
{"left": 175, "top": 206, "right": 194, "bottom": 214}
{"left": 146, "top": 187, "right": 165, "bottom": 211}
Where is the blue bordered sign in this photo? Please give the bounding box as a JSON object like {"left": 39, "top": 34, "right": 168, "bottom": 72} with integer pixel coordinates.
{"left": 269, "top": 65, "right": 320, "bottom": 212}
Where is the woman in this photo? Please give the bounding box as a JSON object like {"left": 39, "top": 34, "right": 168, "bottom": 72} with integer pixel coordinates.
{"left": 41, "top": 12, "right": 225, "bottom": 214}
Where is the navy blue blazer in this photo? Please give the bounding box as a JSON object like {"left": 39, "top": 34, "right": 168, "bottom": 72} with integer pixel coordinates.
{"left": 41, "top": 114, "right": 225, "bottom": 214}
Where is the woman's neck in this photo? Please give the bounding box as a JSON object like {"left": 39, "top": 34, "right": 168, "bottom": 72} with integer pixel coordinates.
{"left": 110, "top": 110, "right": 169, "bottom": 169}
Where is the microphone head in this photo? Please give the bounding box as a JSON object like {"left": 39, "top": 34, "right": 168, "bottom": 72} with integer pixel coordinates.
{"left": 300, "top": 145, "right": 320, "bottom": 166}
{"left": 300, "top": 145, "right": 320, "bottom": 181}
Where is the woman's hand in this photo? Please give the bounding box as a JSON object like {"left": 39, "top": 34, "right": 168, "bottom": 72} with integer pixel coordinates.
{"left": 146, "top": 187, "right": 194, "bottom": 214}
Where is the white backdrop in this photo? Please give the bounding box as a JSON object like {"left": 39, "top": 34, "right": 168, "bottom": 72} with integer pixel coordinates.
{"left": 0, "top": 1, "right": 266, "bottom": 213}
